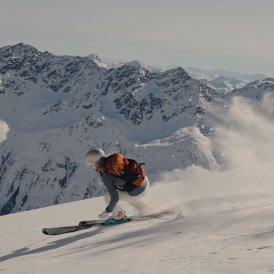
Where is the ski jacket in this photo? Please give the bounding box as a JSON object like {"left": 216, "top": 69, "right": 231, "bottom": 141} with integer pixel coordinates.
{"left": 97, "top": 153, "right": 146, "bottom": 191}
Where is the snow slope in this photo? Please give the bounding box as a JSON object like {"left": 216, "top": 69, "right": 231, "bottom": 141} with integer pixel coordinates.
{"left": 1, "top": 167, "right": 274, "bottom": 274}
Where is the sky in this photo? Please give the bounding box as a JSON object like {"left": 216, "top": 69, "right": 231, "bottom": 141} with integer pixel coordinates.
{"left": 0, "top": 0, "right": 273, "bottom": 75}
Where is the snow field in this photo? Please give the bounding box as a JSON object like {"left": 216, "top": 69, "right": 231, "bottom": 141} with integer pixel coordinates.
{"left": 1, "top": 180, "right": 274, "bottom": 274}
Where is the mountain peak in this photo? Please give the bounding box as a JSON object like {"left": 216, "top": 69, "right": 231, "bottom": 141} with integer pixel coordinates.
{"left": 0, "top": 43, "right": 40, "bottom": 57}
{"left": 124, "top": 60, "right": 142, "bottom": 68}
{"left": 243, "top": 77, "right": 274, "bottom": 89}
{"left": 0, "top": 43, "right": 39, "bottom": 53}
{"left": 164, "top": 66, "right": 190, "bottom": 79}
{"left": 87, "top": 53, "right": 108, "bottom": 68}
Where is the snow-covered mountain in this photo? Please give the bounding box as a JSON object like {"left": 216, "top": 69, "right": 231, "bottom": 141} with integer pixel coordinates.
{"left": 185, "top": 66, "right": 267, "bottom": 82}
{"left": 208, "top": 75, "right": 247, "bottom": 93}
{"left": 85, "top": 54, "right": 269, "bottom": 89}
{"left": 0, "top": 43, "right": 273, "bottom": 216}
{"left": 229, "top": 78, "right": 274, "bottom": 100}
{"left": 0, "top": 43, "right": 220, "bottom": 215}
{"left": 185, "top": 67, "right": 270, "bottom": 93}
{"left": 99, "top": 59, "right": 267, "bottom": 92}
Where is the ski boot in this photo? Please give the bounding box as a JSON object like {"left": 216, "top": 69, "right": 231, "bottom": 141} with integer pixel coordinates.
{"left": 103, "top": 210, "right": 128, "bottom": 225}
{"left": 103, "top": 215, "right": 128, "bottom": 225}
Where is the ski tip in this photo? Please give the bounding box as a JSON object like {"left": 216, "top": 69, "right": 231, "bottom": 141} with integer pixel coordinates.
{"left": 42, "top": 228, "right": 49, "bottom": 235}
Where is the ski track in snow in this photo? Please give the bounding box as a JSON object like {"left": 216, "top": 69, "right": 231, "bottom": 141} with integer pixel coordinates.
{"left": 1, "top": 191, "right": 274, "bottom": 274}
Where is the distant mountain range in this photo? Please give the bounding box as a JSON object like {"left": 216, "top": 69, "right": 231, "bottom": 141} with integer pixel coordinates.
{"left": 89, "top": 56, "right": 269, "bottom": 92}
{"left": 185, "top": 66, "right": 267, "bottom": 82}
{"left": 0, "top": 43, "right": 273, "bottom": 215}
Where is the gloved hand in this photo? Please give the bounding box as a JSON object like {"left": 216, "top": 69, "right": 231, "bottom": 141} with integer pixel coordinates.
{"left": 98, "top": 209, "right": 111, "bottom": 220}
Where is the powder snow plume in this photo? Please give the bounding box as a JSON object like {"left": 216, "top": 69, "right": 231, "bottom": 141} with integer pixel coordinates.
{"left": 0, "top": 120, "right": 9, "bottom": 143}
{"left": 146, "top": 93, "right": 274, "bottom": 214}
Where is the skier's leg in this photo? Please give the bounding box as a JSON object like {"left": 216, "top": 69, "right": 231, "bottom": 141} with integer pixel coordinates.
{"left": 128, "top": 198, "right": 150, "bottom": 216}
{"left": 130, "top": 176, "right": 150, "bottom": 215}
{"left": 117, "top": 180, "right": 151, "bottom": 216}
{"left": 104, "top": 192, "right": 126, "bottom": 219}
{"left": 103, "top": 177, "right": 150, "bottom": 217}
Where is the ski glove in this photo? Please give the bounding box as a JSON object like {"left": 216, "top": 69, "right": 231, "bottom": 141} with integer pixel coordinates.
{"left": 98, "top": 209, "right": 111, "bottom": 220}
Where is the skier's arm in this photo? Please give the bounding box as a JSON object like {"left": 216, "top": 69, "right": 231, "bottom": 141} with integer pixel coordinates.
{"left": 100, "top": 172, "right": 119, "bottom": 213}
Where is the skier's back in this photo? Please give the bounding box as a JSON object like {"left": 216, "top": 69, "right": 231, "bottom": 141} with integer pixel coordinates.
{"left": 84, "top": 148, "right": 150, "bottom": 223}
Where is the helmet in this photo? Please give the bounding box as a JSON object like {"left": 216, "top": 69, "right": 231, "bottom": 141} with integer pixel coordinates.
{"left": 84, "top": 148, "right": 105, "bottom": 169}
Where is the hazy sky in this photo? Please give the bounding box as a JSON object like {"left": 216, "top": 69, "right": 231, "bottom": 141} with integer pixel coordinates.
{"left": 0, "top": 0, "right": 273, "bottom": 75}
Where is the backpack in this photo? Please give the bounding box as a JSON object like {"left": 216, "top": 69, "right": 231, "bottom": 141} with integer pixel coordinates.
{"left": 104, "top": 153, "right": 146, "bottom": 187}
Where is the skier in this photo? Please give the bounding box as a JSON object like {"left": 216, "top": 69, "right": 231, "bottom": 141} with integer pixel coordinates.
{"left": 84, "top": 148, "right": 150, "bottom": 224}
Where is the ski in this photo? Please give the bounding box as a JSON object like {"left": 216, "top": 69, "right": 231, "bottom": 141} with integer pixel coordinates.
{"left": 42, "top": 225, "right": 92, "bottom": 235}
{"left": 42, "top": 219, "right": 120, "bottom": 235}
{"left": 42, "top": 209, "right": 172, "bottom": 236}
